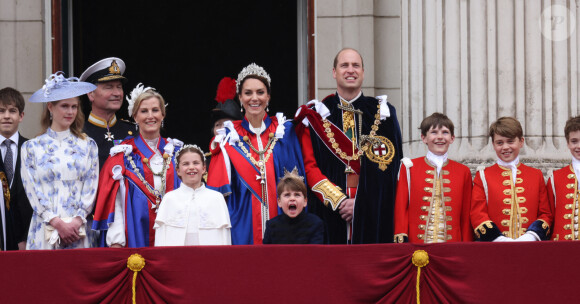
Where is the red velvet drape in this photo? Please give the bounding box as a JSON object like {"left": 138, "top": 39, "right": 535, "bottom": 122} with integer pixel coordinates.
{"left": 1, "top": 242, "right": 578, "bottom": 303}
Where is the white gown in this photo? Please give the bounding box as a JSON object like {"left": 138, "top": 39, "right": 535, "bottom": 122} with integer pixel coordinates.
{"left": 154, "top": 183, "right": 231, "bottom": 246}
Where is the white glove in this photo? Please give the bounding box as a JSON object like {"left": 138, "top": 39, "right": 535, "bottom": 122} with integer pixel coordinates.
{"left": 492, "top": 236, "right": 514, "bottom": 242}
{"left": 514, "top": 231, "right": 540, "bottom": 242}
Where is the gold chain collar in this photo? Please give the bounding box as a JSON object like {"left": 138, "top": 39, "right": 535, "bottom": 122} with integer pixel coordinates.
{"left": 127, "top": 152, "right": 172, "bottom": 210}
{"left": 323, "top": 102, "right": 381, "bottom": 161}
{"left": 237, "top": 133, "right": 278, "bottom": 171}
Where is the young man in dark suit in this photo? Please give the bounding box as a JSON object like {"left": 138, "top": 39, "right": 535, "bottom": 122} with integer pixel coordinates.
{"left": 0, "top": 87, "right": 30, "bottom": 250}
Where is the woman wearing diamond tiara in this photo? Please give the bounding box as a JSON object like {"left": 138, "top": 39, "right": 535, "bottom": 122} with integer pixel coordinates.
{"left": 207, "top": 63, "right": 307, "bottom": 245}
{"left": 92, "top": 84, "right": 182, "bottom": 248}
{"left": 154, "top": 145, "right": 231, "bottom": 246}
{"left": 22, "top": 72, "right": 99, "bottom": 249}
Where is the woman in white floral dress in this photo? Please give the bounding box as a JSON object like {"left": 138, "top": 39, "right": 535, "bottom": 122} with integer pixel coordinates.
{"left": 22, "top": 72, "right": 99, "bottom": 249}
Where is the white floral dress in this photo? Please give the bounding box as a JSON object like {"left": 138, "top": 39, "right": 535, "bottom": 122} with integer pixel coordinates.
{"left": 21, "top": 128, "right": 99, "bottom": 249}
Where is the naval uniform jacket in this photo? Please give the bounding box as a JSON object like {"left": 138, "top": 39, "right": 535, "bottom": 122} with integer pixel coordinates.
{"left": 84, "top": 113, "right": 134, "bottom": 170}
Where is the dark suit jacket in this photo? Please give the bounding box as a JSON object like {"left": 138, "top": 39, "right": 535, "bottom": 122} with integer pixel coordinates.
{"left": 0, "top": 134, "right": 31, "bottom": 250}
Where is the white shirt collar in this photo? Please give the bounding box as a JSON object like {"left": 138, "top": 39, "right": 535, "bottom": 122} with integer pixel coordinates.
{"left": 426, "top": 151, "right": 447, "bottom": 174}
{"left": 572, "top": 157, "right": 580, "bottom": 179}
{"left": 0, "top": 132, "right": 19, "bottom": 145}
{"left": 180, "top": 182, "right": 206, "bottom": 194}
{"left": 497, "top": 156, "right": 520, "bottom": 183}
{"left": 249, "top": 120, "right": 266, "bottom": 135}
{"left": 337, "top": 91, "right": 362, "bottom": 104}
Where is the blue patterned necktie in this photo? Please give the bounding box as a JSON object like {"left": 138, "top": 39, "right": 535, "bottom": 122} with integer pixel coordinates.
{"left": 4, "top": 139, "right": 13, "bottom": 184}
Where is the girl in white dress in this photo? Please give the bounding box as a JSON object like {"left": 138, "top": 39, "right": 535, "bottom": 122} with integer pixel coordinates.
{"left": 22, "top": 72, "right": 99, "bottom": 249}
{"left": 154, "top": 145, "right": 231, "bottom": 246}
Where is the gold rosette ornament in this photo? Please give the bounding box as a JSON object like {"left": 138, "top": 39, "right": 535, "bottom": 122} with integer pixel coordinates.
{"left": 412, "top": 250, "right": 429, "bottom": 304}
{"left": 127, "top": 254, "right": 146, "bottom": 304}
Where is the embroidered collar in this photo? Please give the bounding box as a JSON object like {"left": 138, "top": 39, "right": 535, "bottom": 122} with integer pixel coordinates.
{"left": 134, "top": 135, "right": 166, "bottom": 160}
{"left": 241, "top": 113, "right": 271, "bottom": 135}
{"left": 88, "top": 112, "right": 117, "bottom": 128}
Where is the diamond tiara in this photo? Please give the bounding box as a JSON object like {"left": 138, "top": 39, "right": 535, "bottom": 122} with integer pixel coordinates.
{"left": 175, "top": 144, "right": 206, "bottom": 162}
{"left": 236, "top": 63, "right": 271, "bottom": 93}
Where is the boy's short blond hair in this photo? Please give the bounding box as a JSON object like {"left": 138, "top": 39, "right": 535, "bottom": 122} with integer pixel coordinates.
{"left": 419, "top": 112, "right": 455, "bottom": 137}
{"left": 564, "top": 116, "right": 580, "bottom": 142}
{"left": 489, "top": 117, "right": 523, "bottom": 140}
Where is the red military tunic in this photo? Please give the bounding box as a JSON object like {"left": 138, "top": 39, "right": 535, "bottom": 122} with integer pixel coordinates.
{"left": 471, "top": 163, "right": 552, "bottom": 240}
{"left": 394, "top": 157, "right": 473, "bottom": 243}
{"left": 547, "top": 165, "right": 579, "bottom": 241}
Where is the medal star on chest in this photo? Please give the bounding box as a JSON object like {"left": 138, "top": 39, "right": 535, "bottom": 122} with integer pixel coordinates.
{"left": 105, "top": 131, "right": 114, "bottom": 141}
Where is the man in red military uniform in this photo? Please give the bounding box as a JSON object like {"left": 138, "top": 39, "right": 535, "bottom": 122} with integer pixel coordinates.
{"left": 471, "top": 117, "right": 552, "bottom": 241}
{"left": 394, "top": 113, "right": 473, "bottom": 243}
{"left": 548, "top": 115, "right": 580, "bottom": 241}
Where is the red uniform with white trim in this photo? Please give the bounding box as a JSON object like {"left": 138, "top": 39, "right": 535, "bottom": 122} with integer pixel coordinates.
{"left": 394, "top": 157, "right": 473, "bottom": 243}
{"left": 547, "top": 165, "right": 580, "bottom": 241}
{"left": 470, "top": 163, "right": 552, "bottom": 240}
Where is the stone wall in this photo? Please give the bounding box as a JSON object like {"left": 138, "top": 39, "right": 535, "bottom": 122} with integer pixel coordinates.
{"left": 0, "top": 0, "right": 47, "bottom": 138}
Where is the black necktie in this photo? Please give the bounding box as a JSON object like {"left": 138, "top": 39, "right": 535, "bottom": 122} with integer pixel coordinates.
{"left": 4, "top": 139, "right": 13, "bottom": 184}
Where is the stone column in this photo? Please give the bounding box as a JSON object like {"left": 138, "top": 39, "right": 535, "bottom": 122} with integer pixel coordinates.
{"left": 0, "top": 0, "right": 48, "bottom": 138}
{"left": 401, "top": 0, "right": 580, "bottom": 173}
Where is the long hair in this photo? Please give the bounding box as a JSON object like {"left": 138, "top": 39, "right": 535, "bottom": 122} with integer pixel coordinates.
{"left": 40, "top": 97, "right": 86, "bottom": 139}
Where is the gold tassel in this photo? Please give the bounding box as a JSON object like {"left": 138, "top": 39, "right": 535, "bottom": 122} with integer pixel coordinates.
{"left": 412, "top": 250, "right": 429, "bottom": 304}
{"left": 127, "top": 253, "right": 146, "bottom": 304}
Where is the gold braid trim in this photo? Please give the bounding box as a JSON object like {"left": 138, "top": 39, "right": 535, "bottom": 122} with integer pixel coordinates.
{"left": 537, "top": 219, "right": 551, "bottom": 236}
{"left": 312, "top": 179, "right": 346, "bottom": 211}
{"left": 473, "top": 220, "right": 494, "bottom": 238}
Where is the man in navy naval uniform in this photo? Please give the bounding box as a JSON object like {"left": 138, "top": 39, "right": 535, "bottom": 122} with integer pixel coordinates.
{"left": 80, "top": 57, "right": 134, "bottom": 169}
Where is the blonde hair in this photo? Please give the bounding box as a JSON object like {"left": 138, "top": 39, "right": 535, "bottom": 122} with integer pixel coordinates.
{"left": 131, "top": 90, "right": 167, "bottom": 118}
{"left": 41, "top": 97, "right": 86, "bottom": 139}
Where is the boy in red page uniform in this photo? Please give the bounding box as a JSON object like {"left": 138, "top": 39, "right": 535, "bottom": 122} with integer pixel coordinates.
{"left": 471, "top": 117, "right": 552, "bottom": 241}
{"left": 548, "top": 116, "right": 580, "bottom": 241}
{"left": 394, "top": 113, "right": 473, "bottom": 243}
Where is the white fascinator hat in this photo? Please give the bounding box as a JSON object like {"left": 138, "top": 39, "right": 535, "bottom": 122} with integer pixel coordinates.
{"left": 29, "top": 72, "right": 97, "bottom": 103}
